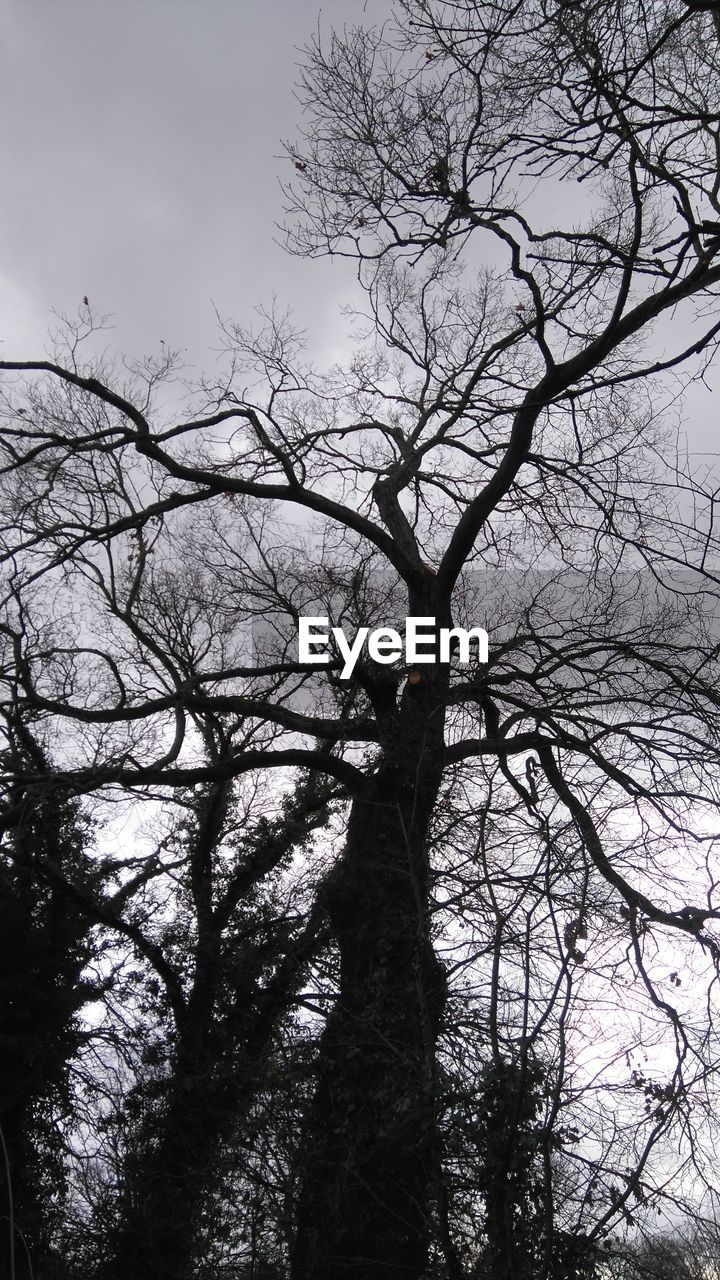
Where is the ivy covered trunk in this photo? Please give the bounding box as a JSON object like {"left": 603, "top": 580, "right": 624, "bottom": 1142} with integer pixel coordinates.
{"left": 291, "top": 675, "right": 448, "bottom": 1280}
{"left": 101, "top": 986, "right": 224, "bottom": 1280}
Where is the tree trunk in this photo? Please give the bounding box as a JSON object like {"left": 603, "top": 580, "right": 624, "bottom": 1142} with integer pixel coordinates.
{"left": 101, "top": 1005, "right": 221, "bottom": 1280}
{"left": 102, "top": 915, "right": 327, "bottom": 1280}
{"left": 291, "top": 677, "right": 448, "bottom": 1280}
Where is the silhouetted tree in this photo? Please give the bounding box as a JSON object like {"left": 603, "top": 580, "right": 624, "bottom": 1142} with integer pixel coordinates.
{"left": 0, "top": 719, "right": 98, "bottom": 1280}
{"left": 2, "top": 2, "right": 720, "bottom": 1277}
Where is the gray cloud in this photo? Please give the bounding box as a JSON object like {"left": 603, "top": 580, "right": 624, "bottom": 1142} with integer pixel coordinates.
{"left": 0, "top": 0, "right": 371, "bottom": 364}
{"left": 1, "top": 0, "right": 715, "bottom": 449}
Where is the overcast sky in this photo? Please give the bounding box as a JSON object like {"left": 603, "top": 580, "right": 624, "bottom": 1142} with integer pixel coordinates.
{"left": 1, "top": 0, "right": 714, "bottom": 446}
{"left": 0, "top": 0, "right": 375, "bottom": 370}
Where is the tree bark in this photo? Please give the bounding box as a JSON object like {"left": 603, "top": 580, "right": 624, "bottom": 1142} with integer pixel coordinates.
{"left": 291, "top": 676, "right": 448, "bottom": 1280}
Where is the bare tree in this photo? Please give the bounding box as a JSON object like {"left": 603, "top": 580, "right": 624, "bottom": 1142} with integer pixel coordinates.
{"left": 96, "top": 756, "right": 337, "bottom": 1280}
{"left": 0, "top": 539, "right": 343, "bottom": 1280}
{"left": 3, "top": 2, "right": 720, "bottom": 1276}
